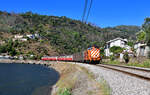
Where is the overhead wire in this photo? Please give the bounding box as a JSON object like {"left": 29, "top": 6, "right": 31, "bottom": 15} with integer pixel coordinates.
{"left": 82, "top": 0, "right": 88, "bottom": 22}
{"left": 85, "top": 0, "right": 93, "bottom": 23}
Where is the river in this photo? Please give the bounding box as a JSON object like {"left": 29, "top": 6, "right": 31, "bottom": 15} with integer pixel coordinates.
{"left": 0, "top": 63, "right": 60, "bottom": 95}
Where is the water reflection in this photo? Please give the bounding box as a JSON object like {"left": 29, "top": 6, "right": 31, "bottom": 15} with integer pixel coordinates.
{"left": 0, "top": 63, "right": 60, "bottom": 95}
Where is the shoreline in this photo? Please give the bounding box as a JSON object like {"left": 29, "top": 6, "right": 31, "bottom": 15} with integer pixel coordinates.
{"left": 0, "top": 59, "right": 58, "bottom": 65}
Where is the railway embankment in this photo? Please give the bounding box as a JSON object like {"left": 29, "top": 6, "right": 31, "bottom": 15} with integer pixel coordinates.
{"left": 50, "top": 62, "right": 104, "bottom": 95}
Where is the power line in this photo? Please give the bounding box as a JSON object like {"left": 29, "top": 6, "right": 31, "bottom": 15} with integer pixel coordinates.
{"left": 85, "top": 0, "right": 93, "bottom": 23}
{"left": 82, "top": 0, "right": 88, "bottom": 22}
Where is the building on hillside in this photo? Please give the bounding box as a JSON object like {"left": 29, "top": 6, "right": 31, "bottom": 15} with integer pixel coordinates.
{"left": 26, "top": 34, "right": 35, "bottom": 39}
{"left": 20, "top": 38, "right": 27, "bottom": 41}
{"left": 13, "top": 34, "right": 29, "bottom": 42}
{"left": 0, "top": 41, "right": 5, "bottom": 45}
{"left": 34, "top": 33, "right": 40, "bottom": 38}
{"left": 134, "top": 42, "right": 150, "bottom": 58}
{"left": 26, "top": 34, "right": 40, "bottom": 39}
{"left": 14, "top": 35, "right": 23, "bottom": 39}
{"left": 105, "top": 38, "right": 131, "bottom": 56}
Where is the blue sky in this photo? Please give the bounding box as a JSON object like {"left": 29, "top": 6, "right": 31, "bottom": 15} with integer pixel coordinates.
{"left": 0, "top": 0, "right": 150, "bottom": 27}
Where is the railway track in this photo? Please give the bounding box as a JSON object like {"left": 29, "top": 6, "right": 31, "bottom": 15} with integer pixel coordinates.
{"left": 97, "top": 64, "right": 150, "bottom": 81}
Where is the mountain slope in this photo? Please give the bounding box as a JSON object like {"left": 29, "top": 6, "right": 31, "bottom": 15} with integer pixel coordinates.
{"left": 0, "top": 11, "right": 140, "bottom": 56}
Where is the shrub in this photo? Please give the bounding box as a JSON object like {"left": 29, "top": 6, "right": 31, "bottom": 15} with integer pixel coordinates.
{"left": 110, "top": 55, "right": 115, "bottom": 61}
{"left": 123, "top": 52, "right": 129, "bottom": 63}
{"left": 0, "top": 45, "right": 7, "bottom": 53}
{"left": 9, "top": 48, "right": 17, "bottom": 56}
{"left": 148, "top": 51, "right": 150, "bottom": 59}
{"left": 110, "top": 46, "right": 124, "bottom": 55}
{"left": 59, "top": 88, "right": 71, "bottom": 95}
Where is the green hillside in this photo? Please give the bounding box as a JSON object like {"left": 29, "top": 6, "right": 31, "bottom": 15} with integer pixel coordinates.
{"left": 0, "top": 11, "right": 141, "bottom": 58}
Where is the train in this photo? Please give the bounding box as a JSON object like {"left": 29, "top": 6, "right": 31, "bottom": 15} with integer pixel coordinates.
{"left": 41, "top": 46, "right": 102, "bottom": 64}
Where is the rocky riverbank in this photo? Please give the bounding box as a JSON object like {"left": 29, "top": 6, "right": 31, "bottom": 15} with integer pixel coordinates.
{"left": 0, "top": 59, "right": 58, "bottom": 64}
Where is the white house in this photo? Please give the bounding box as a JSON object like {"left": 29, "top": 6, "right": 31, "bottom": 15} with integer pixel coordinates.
{"left": 0, "top": 41, "right": 5, "bottom": 45}
{"left": 105, "top": 38, "right": 131, "bottom": 56}
{"left": 34, "top": 33, "right": 40, "bottom": 38}
{"left": 13, "top": 35, "right": 27, "bottom": 42}
{"left": 20, "top": 38, "right": 27, "bottom": 41}
{"left": 26, "top": 34, "right": 40, "bottom": 39}
{"left": 26, "top": 34, "right": 35, "bottom": 39}
{"left": 14, "top": 35, "right": 23, "bottom": 39}
{"left": 134, "top": 42, "right": 150, "bottom": 57}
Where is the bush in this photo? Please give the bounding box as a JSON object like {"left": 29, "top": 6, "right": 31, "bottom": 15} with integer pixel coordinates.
{"left": 59, "top": 88, "right": 71, "bottom": 95}
{"left": 100, "top": 47, "right": 105, "bottom": 59}
{"left": 110, "top": 46, "right": 124, "bottom": 55}
{"left": 9, "top": 48, "right": 17, "bottom": 56}
{"left": 123, "top": 52, "right": 129, "bottom": 63}
{"left": 110, "top": 55, "right": 115, "bottom": 61}
{"left": 148, "top": 51, "right": 150, "bottom": 59}
{"left": 0, "top": 45, "right": 7, "bottom": 53}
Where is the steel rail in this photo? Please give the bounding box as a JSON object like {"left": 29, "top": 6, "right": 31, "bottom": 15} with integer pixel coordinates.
{"left": 97, "top": 64, "right": 150, "bottom": 81}
{"left": 100, "top": 64, "right": 150, "bottom": 72}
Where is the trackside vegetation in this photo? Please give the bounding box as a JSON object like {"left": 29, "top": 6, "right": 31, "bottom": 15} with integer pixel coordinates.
{"left": 58, "top": 88, "right": 71, "bottom": 95}
{"left": 51, "top": 63, "right": 110, "bottom": 95}
{"left": 98, "top": 78, "right": 111, "bottom": 95}
{"left": 105, "top": 59, "right": 150, "bottom": 68}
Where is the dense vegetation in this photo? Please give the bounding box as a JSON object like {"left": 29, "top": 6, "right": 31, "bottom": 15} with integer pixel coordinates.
{"left": 110, "top": 46, "right": 124, "bottom": 55}
{"left": 0, "top": 11, "right": 141, "bottom": 57}
{"left": 141, "top": 18, "right": 150, "bottom": 46}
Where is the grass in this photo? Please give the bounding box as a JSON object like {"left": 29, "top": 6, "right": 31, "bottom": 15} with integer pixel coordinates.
{"left": 104, "top": 60, "right": 120, "bottom": 65}
{"left": 79, "top": 66, "right": 95, "bottom": 79}
{"left": 51, "top": 63, "right": 78, "bottom": 95}
{"left": 98, "top": 78, "right": 111, "bottom": 95}
{"left": 127, "top": 60, "right": 150, "bottom": 68}
{"left": 104, "top": 59, "right": 150, "bottom": 68}
{"left": 55, "top": 64, "right": 77, "bottom": 89}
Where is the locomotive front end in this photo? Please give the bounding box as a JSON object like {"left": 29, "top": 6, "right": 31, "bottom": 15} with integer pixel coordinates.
{"left": 84, "top": 46, "right": 101, "bottom": 64}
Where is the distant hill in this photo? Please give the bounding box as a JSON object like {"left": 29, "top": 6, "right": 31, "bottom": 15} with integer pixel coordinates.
{"left": 0, "top": 11, "right": 141, "bottom": 56}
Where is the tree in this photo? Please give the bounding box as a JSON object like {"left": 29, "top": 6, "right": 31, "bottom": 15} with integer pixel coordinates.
{"left": 142, "top": 18, "right": 150, "bottom": 46}
{"left": 0, "top": 45, "right": 7, "bottom": 53}
{"left": 127, "top": 41, "right": 134, "bottom": 47}
{"left": 136, "top": 30, "right": 146, "bottom": 42}
{"left": 100, "top": 47, "right": 105, "bottom": 58}
{"left": 9, "top": 48, "right": 17, "bottom": 56}
{"left": 110, "top": 46, "right": 124, "bottom": 54}
{"left": 6, "top": 39, "right": 13, "bottom": 52}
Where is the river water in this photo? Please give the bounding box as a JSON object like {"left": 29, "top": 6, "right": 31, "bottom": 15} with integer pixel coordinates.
{"left": 0, "top": 63, "right": 60, "bottom": 95}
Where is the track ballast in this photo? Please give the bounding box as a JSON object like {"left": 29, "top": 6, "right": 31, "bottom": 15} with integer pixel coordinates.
{"left": 97, "top": 64, "right": 150, "bottom": 81}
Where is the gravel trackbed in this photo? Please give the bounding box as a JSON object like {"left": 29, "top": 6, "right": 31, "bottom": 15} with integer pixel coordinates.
{"left": 77, "top": 63, "right": 150, "bottom": 95}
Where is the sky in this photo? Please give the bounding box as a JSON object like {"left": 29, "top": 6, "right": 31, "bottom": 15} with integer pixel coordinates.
{"left": 0, "top": 0, "right": 150, "bottom": 27}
